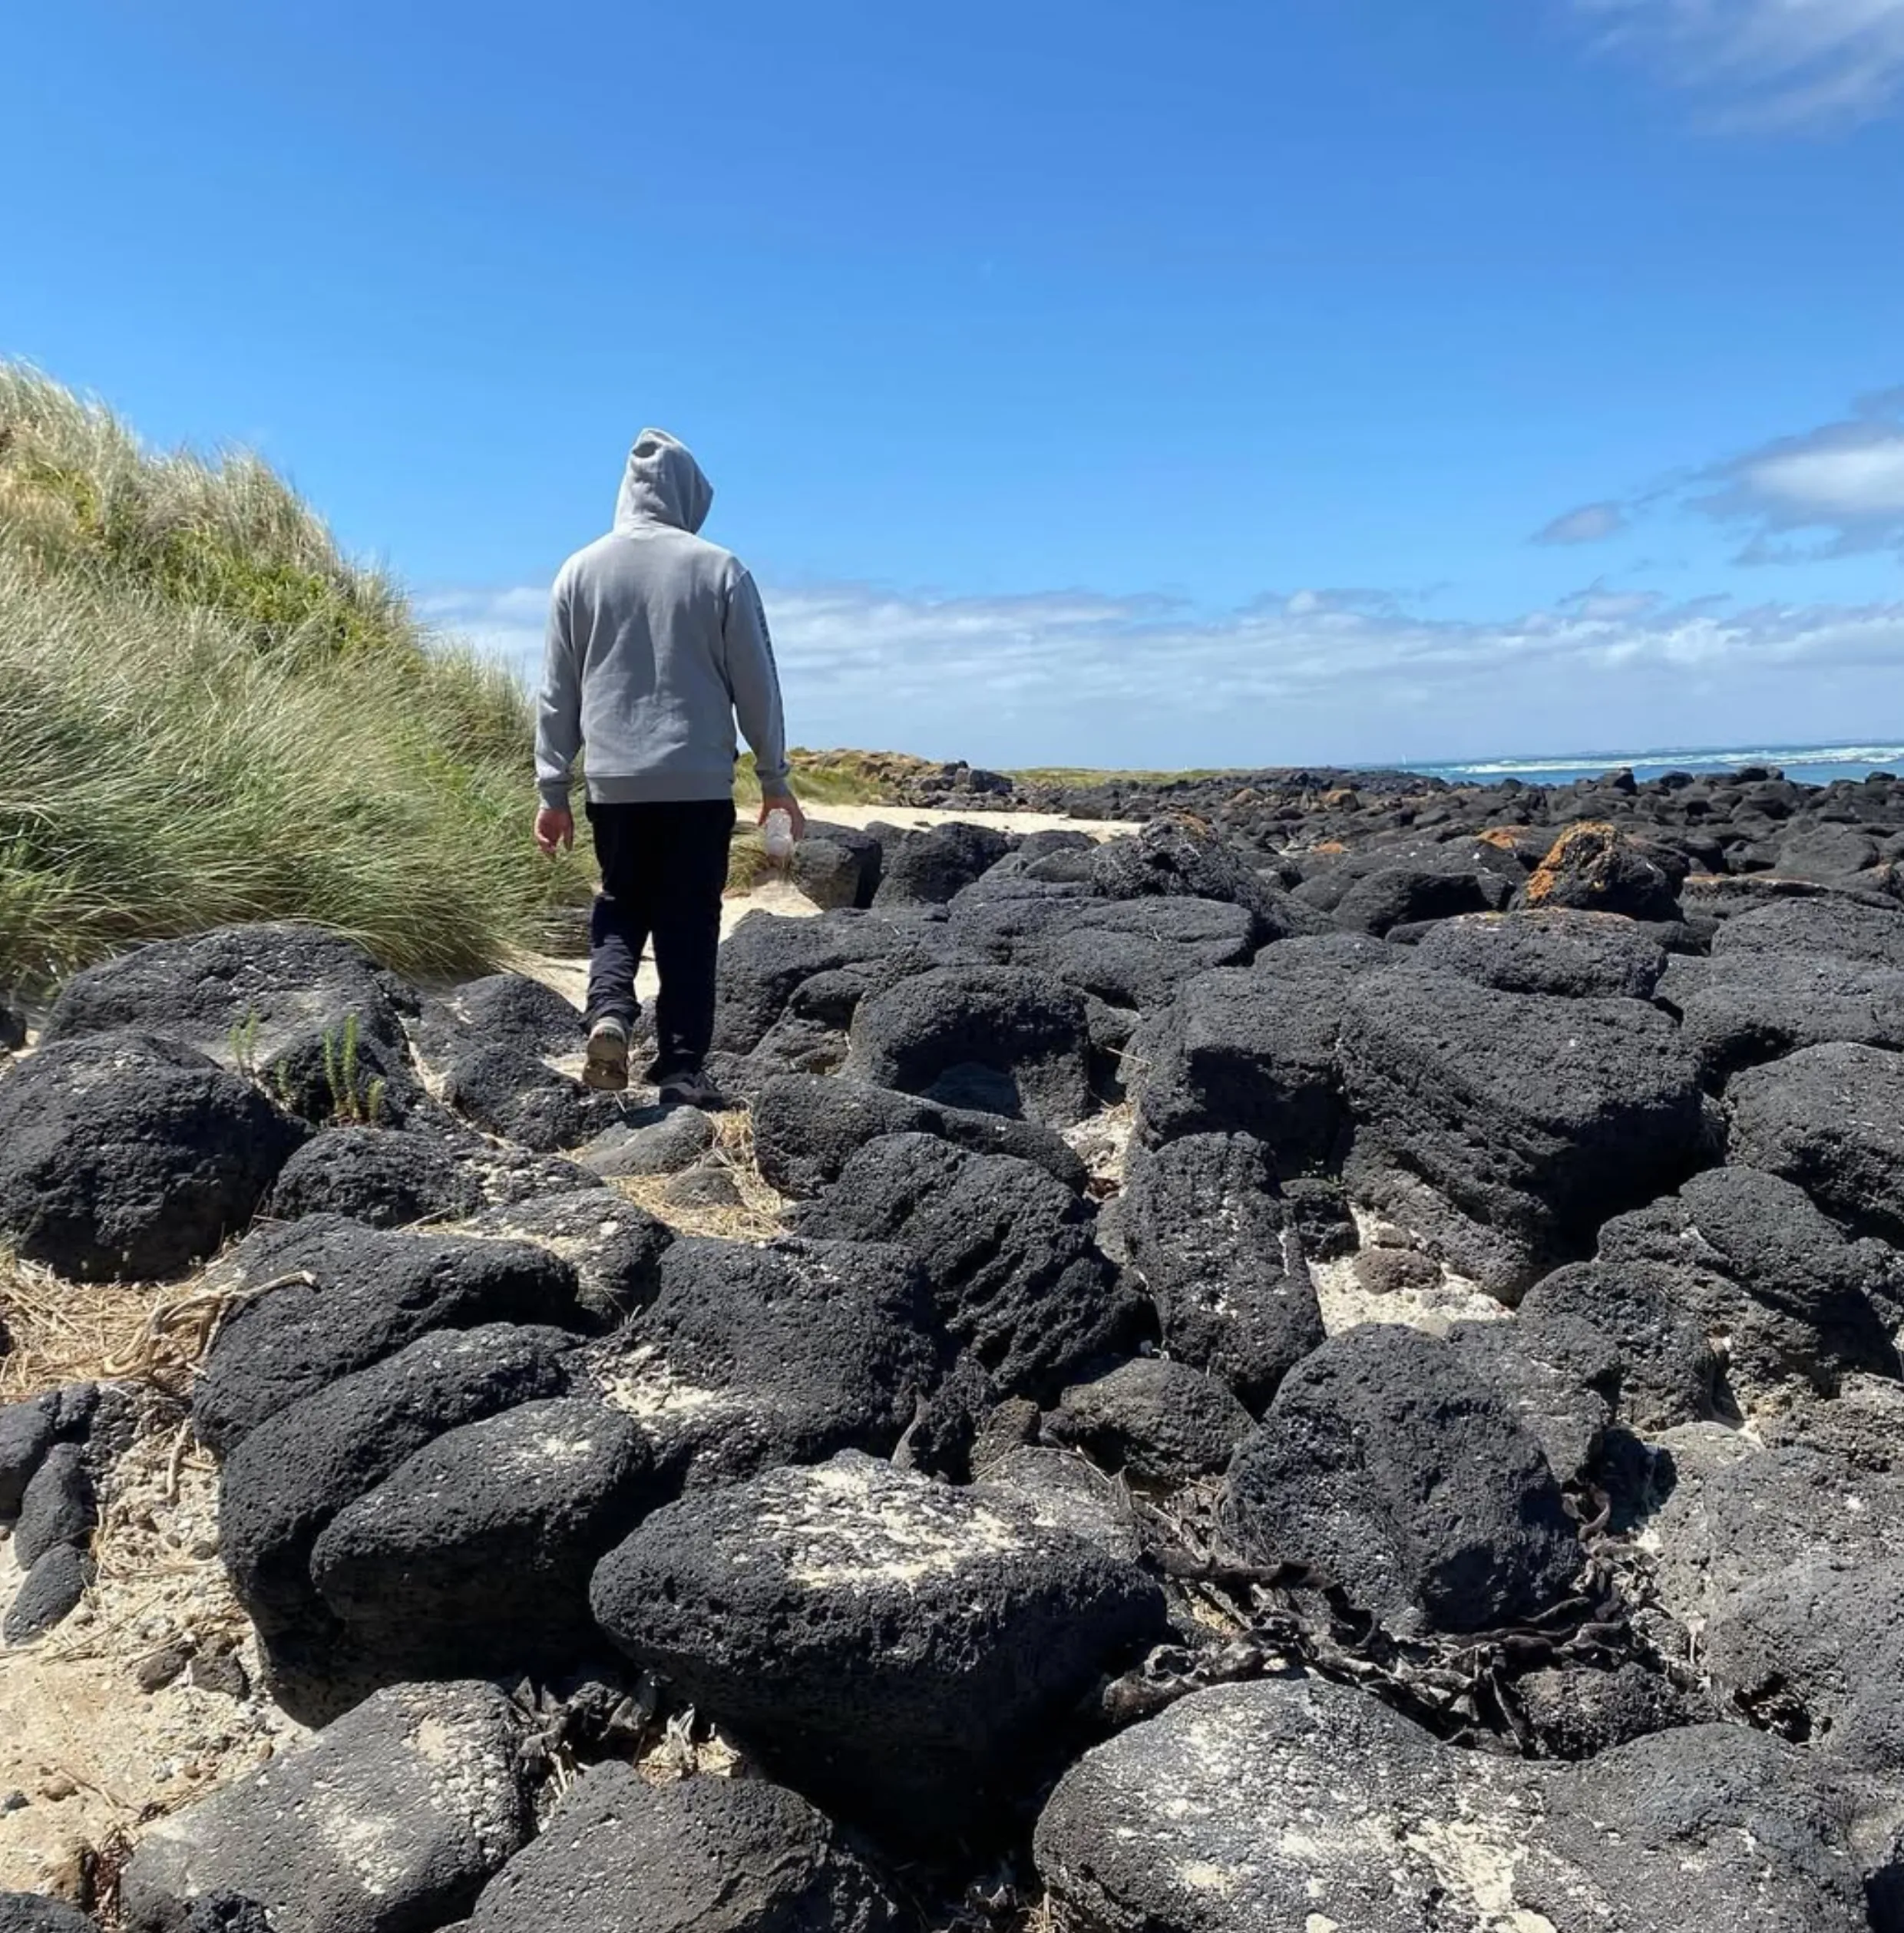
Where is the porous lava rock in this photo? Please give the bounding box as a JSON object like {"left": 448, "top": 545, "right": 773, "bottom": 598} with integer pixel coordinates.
{"left": 1220, "top": 1324, "right": 1582, "bottom": 1634}
{"left": 590, "top": 1450, "right": 1165, "bottom": 1843}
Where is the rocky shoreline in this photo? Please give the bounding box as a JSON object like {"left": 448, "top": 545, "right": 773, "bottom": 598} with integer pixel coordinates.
{"left": 6, "top": 765, "right": 1904, "bottom": 1929}
{"left": 863, "top": 749, "right": 1904, "bottom": 857}
{"left": 851, "top": 755, "right": 1441, "bottom": 817}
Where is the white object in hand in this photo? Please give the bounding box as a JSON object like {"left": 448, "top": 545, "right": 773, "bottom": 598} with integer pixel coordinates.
{"left": 763, "top": 808, "right": 795, "bottom": 861}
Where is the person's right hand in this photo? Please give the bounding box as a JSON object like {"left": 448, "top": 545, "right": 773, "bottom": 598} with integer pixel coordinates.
{"left": 534, "top": 806, "right": 575, "bottom": 856}
{"left": 760, "top": 795, "right": 806, "bottom": 842}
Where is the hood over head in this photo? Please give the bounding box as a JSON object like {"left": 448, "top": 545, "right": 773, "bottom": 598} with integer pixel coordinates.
{"left": 613, "top": 428, "right": 714, "bottom": 534}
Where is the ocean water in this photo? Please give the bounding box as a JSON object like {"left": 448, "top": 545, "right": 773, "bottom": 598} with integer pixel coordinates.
{"left": 1405, "top": 743, "right": 1904, "bottom": 791}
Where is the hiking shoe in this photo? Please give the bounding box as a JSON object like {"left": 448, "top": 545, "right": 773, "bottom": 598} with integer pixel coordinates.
{"left": 583, "top": 1019, "right": 631, "bottom": 1092}
{"left": 657, "top": 1067, "right": 725, "bottom": 1111}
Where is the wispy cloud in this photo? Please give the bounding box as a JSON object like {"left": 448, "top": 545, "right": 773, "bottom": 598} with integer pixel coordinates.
{"left": 1529, "top": 386, "right": 1904, "bottom": 562}
{"left": 1574, "top": 0, "right": 1904, "bottom": 126}
{"left": 1559, "top": 583, "right": 1666, "bottom": 620}
{"left": 418, "top": 585, "right": 549, "bottom": 666}
{"left": 1532, "top": 501, "right": 1629, "bottom": 545}
{"left": 423, "top": 577, "right": 1904, "bottom": 767}
{"left": 1697, "top": 388, "right": 1904, "bottom": 557}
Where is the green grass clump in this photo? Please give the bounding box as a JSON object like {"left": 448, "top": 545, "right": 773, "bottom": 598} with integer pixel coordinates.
{"left": 0, "top": 365, "right": 589, "bottom": 989}
{"left": 322, "top": 1013, "right": 388, "bottom": 1125}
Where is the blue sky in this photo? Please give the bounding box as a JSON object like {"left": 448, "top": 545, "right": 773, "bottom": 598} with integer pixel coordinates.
{"left": 5, "top": 0, "right": 1904, "bottom": 769}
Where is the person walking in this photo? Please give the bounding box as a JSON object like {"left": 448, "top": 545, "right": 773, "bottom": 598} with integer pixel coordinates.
{"left": 534, "top": 428, "right": 802, "bottom": 1105}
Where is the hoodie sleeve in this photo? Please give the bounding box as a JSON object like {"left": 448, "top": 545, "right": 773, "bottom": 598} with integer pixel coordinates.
{"left": 534, "top": 573, "right": 583, "bottom": 811}
{"left": 722, "top": 567, "right": 792, "bottom": 795}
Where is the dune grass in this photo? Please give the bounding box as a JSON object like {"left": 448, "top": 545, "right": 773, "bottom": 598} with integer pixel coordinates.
{"left": 0, "top": 364, "right": 591, "bottom": 989}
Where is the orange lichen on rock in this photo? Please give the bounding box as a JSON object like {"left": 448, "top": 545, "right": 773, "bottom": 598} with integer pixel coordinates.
{"left": 1524, "top": 821, "right": 1621, "bottom": 907}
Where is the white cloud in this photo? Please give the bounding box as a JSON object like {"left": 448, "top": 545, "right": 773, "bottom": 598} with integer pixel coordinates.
{"left": 1532, "top": 501, "right": 1629, "bottom": 545}
{"left": 1747, "top": 438, "right": 1904, "bottom": 516}
{"left": 423, "top": 577, "right": 1904, "bottom": 768}
{"left": 1574, "top": 0, "right": 1904, "bottom": 124}
{"left": 1698, "top": 390, "right": 1904, "bottom": 556}
{"left": 417, "top": 585, "right": 550, "bottom": 674}
{"left": 1562, "top": 586, "right": 1664, "bottom": 620}
{"left": 1529, "top": 388, "right": 1904, "bottom": 560}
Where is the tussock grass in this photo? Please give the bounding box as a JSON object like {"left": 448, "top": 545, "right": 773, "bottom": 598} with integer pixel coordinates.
{"left": 723, "top": 825, "right": 790, "bottom": 896}
{"left": 0, "top": 364, "right": 590, "bottom": 990}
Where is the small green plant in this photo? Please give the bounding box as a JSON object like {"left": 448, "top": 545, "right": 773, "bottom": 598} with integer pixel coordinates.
{"left": 321, "top": 1013, "right": 387, "bottom": 1126}
{"left": 227, "top": 1007, "right": 262, "bottom": 1079}
{"left": 321, "top": 1013, "right": 350, "bottom": 1110}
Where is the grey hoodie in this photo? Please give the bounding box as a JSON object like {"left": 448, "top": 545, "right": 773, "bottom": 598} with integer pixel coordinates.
{"left": 535, "top": 429, "right": 791, "bottom": 811}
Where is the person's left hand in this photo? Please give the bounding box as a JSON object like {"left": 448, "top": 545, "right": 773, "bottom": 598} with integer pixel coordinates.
{"left": 760, "top": 795, "right": 806, "bottom": 841}
{"left": 535, "top": 806, "right": 575, "bottom": 856}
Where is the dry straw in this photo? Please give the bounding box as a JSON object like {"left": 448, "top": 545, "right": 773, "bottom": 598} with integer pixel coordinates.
{"left": 609, "top": 1106, "right": 788, "bottom": 1241}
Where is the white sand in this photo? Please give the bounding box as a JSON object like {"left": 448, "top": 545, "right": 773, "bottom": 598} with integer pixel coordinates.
{"left": 796, "top": 802, "right": 1139, "bottom": 839}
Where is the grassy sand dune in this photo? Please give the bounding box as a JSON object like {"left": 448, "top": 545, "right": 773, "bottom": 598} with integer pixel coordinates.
{"left": 0, "top": 365, "right": 596, "bottom": 988}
